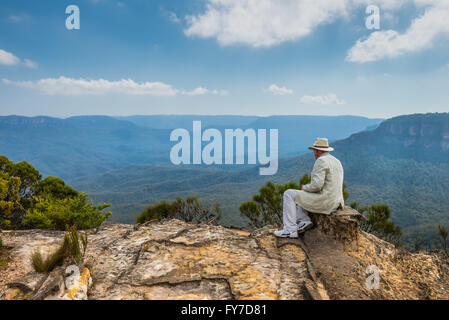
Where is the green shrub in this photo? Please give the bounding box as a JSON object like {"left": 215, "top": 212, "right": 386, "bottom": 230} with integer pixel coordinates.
{"left": 1, "top": 155, "right": 111, "bottom": 230}
{"left": 359, "top": 204, "right": 402, "bottom": 246}
{"left": 239, "top": 179, "right": 303, "bottom": 228}
{"left": 31, "top": 226, "right": 88, "bottom": 273}
{"left": 137, "top": 200, "right": 178, "bottom": 224}
{"left": 31, "top": 243, "right": 65, "bottom": 273}
{"left": 240, "top": 174, "right": 350, "bottom": 228}
{"left": 175, "top": 196, "right": 222, "bottom": 223}
{"left": 24, "top": 193, "right": 111, "bottom": 231}
{"left": 137, "top": 196, "right": 221, "bottom": 224}
{"left": 438, "top": 225, "right": 448, "bottom": 256}
{"left": 0, "top": 232, "right": 6, "bottom": 267}
{"left": 36, "top": 176, "right": 79, "bottom": 200}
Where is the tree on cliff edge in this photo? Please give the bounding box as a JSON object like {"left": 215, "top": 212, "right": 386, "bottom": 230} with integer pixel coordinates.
{"left": 239, "top": 174, "right": 349, "bottom": 229}
{"left": 137, "top": 195, "right": 221, "bottom": 224}
{"left": 0, "top": 155, "right": 111, "bottom": 230}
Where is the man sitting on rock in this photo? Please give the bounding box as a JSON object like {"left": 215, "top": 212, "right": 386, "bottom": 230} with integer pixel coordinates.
{"left": 275, "top": 138, "right": 345, "bottom": 238}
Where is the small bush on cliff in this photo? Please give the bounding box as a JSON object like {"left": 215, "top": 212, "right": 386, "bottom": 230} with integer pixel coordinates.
{"left": 438, "top": 225, "right": 448, "bottom": 256}
{"left": 239, "top": 180, "right": 301, "bottom": 228}
{"left": 0, "top": 171, "right": 23, "bottom": 229}
{"left": 354, "top": 203, "right": 402, "bottom": 246}
{"left": 0, "top": 155, "right": 111, "bottom": 230}
{"left": 31, "top": 226, "right": 88, "bottom": 273}
{"left": 0, "top": 234, "right": 7, "bottom": 267}
{"left": 240, "top": 174, "right": 349, "bottom": 228}
{"left": 0, "top": 233, "right": 3, "bottom": 256}
{"left": 24, "top": 193, "right": 111, "bottom": 230}
{"left": 36, "top": 176, "right": 79, "bottom": 200}
{"left": 0, "top": 230, "right": 5, "bottom": 266}
{"left": 137, "top": 200, "right": 178, "bottom": 223}
{"left": 137, "top": 196, "right": 221, "bottom": 224}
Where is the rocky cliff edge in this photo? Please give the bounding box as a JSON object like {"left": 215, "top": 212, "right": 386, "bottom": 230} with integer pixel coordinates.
{"left": 1, "top": 207, "right": 448, "bottom": 300}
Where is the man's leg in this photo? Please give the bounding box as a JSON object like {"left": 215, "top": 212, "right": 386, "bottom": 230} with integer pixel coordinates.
{"left": 275, "top": 189, "right": 300, "bottom": 237}
{"left": 297, "top": 206, "right": 313, "bottom": 233}
{"left": 282, "top": 189, "right": 301, "bottom": 232}
{"left": 296, "top": 205, "right": 311, "bottom": 223}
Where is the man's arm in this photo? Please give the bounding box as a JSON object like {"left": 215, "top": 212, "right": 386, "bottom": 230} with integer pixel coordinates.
{"left": 302, "top": 160, "right": 326, "bottom": 193}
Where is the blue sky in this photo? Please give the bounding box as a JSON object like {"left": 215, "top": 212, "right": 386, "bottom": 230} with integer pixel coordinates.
{"left": 0, "top": 0, "right": 448, "bottom": 118}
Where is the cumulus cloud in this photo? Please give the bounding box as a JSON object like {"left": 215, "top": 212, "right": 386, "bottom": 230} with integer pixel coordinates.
{"left": 2, "top": 77, "right": 179, "bottom": 96}
{"left": 0, "top": 49, "right": 37, "bottom": 68}
{"left": 184, "top": 0, "right": 448, "bottom": 61}
{"left": 2, "top": 77, "right": 228, "bottom": 97}
{"left": 300, "top": 93, "right": 346, "bottom": 105}
{"left": 183, "top": 0, "right": 409, "bottom": 47}
{"left": 184, "top": 0, "right": 348, "bottom": 47}
{"left": 0, "top": 49, "right": 21, "bottom": 66}
{"left": 182, "top": 87, "right": 228, "bottom": 96}
{"left": 347, "top": 1, "right": 449, "bottom": 62}
{"left": 267, "top": 84, "right": 293, "bottom": 95}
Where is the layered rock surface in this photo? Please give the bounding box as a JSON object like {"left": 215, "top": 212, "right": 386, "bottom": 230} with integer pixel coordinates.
{"left": 1, "top": 208, "right": 448, "bottom": 300}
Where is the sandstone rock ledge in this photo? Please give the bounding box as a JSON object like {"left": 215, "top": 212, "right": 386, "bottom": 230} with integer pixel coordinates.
{"left": 1, "top": 207, "right": 448, "bottom": 300}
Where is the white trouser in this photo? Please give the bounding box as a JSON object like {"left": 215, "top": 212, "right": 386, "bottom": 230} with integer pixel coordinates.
{"left": 283, "top": 189, "right": 311, "bottom": 232}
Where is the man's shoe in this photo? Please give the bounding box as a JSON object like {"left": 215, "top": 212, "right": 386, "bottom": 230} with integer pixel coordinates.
{"left": 274, "top": 229, "right": 298, "bottom": 238}
{"left": 297, "top": 221, "right": 313, "bottom": 233}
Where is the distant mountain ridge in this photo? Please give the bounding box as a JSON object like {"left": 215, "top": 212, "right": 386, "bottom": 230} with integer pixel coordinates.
{"left": 333, "top": 113, "right": 449, "bottom": 161}
{"left": 115, "top": 115, "right": 261, "bottom": 130}
{"left": 0, "top": 114, "right": 382, "bottom": 180}
{"left": 0, "top": 115, "right": 171, "bottom": 180}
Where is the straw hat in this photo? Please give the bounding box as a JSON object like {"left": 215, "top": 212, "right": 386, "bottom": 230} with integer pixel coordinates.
{"left": 308, "top": 138, "right": 334, "bottom": 152}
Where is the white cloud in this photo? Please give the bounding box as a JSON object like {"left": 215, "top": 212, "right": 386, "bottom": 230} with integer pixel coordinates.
{"left": 0, "top": 49, "right": 20, "bottom": 66}
{"left": 300, "top": 93, "right": 346, "bottom": 105}
{"left": 183, "top": 0, "right": 410, "bottom": 48}
{"left": 267, "top": 84, "right": 293, "bottom": 95}
{"left": 347, "top": 1, "right": 449, "bottom": 62}
{"left": 167, "top": 11, "right": 181, "bottom": 24}
{"left": 2, "top": 77, "right": 179, "bottom": 96}
{"left": 24, "top": 59, "right": 38, "bottom": 69}
{"left": 2, "top": 77, "right": 228, "bottom": 97}
{"left": 182, "top": 87, "right": 228, "bottom": 96}
{"left": 0, "top": 49, "right": 37, "bottom": 68}
{"left": 184, "top": 0, "right": 348, "bottom": 47}
{"left": 161, "top": 7, "right": 181, "bottom": 24}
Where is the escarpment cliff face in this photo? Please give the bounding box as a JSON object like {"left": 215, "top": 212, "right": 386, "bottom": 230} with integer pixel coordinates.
{"left": 1, "top": 207, "right": 449, "bottom": 300}
{"left": 335, "top": 113, "right": 449, "bottom": 162}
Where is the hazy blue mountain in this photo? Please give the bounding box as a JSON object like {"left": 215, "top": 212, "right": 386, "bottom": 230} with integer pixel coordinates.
{"left": 0, "top": 115, "right": 382, "bottom": 180}
{"left": 115, "top": 115, "right": 260, "bottom": 130}
{"left": 0, "top": 115, "right": 171, "bottom": 180}
{"left": 119, "top": 115, "right": 383, "bottom": 157}
{"left": 244, "top": 115, "right": 384, "bottom": 157}
{"left": 71, "top": 113, "right": 449, "bottom": 248}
